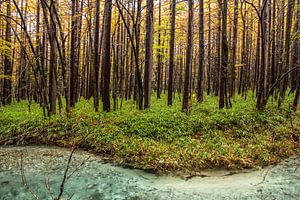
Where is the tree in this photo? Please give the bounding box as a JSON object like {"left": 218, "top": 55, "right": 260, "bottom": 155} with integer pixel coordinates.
{"left": 230, "top": 0, "right": 239, "bottom": 97}
{"left": 48, "top": 0, "right": 57, "bottom": 115}
{"left": 279, "top": 0, "right": 295, "bottom": 106}
{"left": 2, "top": 0, "right": 12, "bottom": 105}
{"left": 144, "top": 0, "right": 154, "bottom": 109}
{"left": 168, "top": 0, "right": 176, "bottom": 106}
{"left": 219, "top": 0, "right": 228, "bottom": 109}
{"left": 93, "top": 0, "right": 101, "bottom": 112}
{"left": 102, "top": 0, "right": 113, "bottom": 112}
{"left": 197, "top": 0, "right": 204, "bottom": 102}
{"left": 182, "top": 0, "right": 193, "bottom": 112}
{"left": 70, "top": 0, "right": 79, "bottom": 108}
{"left": 157, "top": 0, "right": 162, "bottom": 99}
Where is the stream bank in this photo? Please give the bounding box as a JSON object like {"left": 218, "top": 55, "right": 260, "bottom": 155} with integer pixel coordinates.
{"left": 0, "top": 146, "right": 299, "bottom": 200}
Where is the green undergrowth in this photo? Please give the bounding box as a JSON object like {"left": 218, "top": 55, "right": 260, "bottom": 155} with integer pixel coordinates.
{"left": 0, "top": 94, "right": 299, "bottom": 174}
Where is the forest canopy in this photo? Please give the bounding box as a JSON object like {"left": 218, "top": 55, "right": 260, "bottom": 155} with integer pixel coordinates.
{"left": 0, "top": 0, "right": 299, "bottom": 114}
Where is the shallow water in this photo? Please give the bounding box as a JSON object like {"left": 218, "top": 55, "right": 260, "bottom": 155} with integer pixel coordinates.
{"left": 0, "top": 146, "right": 299, "bottom": 200}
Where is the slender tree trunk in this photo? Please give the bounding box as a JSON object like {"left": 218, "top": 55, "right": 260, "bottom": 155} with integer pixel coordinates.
{"left": 49, "top": 0, "right": 57, "bottom": 115}
{"left": 219, "top": 0, "right": 228, "bottom": 109}
{"left": 279, "top": 0, "right": 295, "bottom": 106}
{"left": 197, "top": 0, "right": 204, "bottom": 102}
{"left": 2, "top": 0, "right": 12, "bottom": 105}
{"left": 70, "top": 0, "right": 79, "bottom": 107}
{"left": 168, "top": 0, "right": 176, "bottom": 106}
{"left": 230, "top": 0, "right": 238, "bottom": 97}
{"left": 182, "top": 0, "right": 193, "bottom": 112}
{"left": 93, "top": 0, "right": 101, "bottom": 112}
{"left": 157, "top": 0, "right": 162, "bottom": 99}
{"left": 214, "top": 5, "right": 221, "bottom": 96}
{"left": 102, "top": 0, "right": 113, "bottom": 112}
{"left": 144, "top": 0, "right": 154, "bottom": 109}
{"left": 207, "top": 0, "right": 211, "bottom": 95}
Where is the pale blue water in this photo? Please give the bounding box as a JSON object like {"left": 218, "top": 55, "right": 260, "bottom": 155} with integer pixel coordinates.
{"left": 0, "top": 146, "right": 299, "bottom": 200}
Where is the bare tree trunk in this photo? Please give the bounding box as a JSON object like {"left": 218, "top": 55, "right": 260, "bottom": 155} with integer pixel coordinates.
{"left": 2, "top": 0, "right": 12, "bottom": 105}
{"left": 197, "top": 0, "right": 204, "bottom": 102}
{"left": 230, "top": 0, "right": 238, "bottom": 97}
{"left": 279, "top": 0, "right": 295, "bottom": 106}
{"left": 144, "top": 0, "right": 154, "bottom": 109}
{"left": 70, "top": 0, "right": 79, "bottom": 108}
{"left": 168, "top": 0, "right": 176, "bottom": 106}
{"left": 49, "top": 0, "right": 57, "bottom": 115}
{"left": 219, "top": 0, "right": 228, "bottom": 109}
{"left": 256, "top": 0, "right": 269, "bottom": 110}
{"left": 102, "top": 0, "right": 112, "bottom": 112}
{"left": 207, "top": 0, "right": 211, "bottom": 95}
{"left": 93, "top": 0, "right": 101, "bottom": 112}
{"left": 157, "top": 0, "right": 162, "bottom": 99}
{"left": 182, "top": 0, "right": 193, "bottom": 112}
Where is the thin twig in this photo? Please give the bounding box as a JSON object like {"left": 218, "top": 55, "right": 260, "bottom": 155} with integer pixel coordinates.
{"left": 255, "top": 166, "right": 273, "bottom": 186}
{"left": 55, "top": 147, "right": 76, "bottom": 200}
{"left": 20, "top": 153, "right": 39, "bottom": 200}
{"left": 67, "top": 156, "right": 91, "bottom": 181}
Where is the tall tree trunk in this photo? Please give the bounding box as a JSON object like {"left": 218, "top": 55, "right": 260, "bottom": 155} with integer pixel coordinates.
{"left": 2, "top": 0, "right": 12, "bottom": 105}
{"left": 157, "top": 0, "right": 162, "bottom": 99}
{"left": 144, "top": 0, "right": 154, "bottom": 109}
{"left": 279, "top": 0, "right": 295, "bottom": 106}
{"left": 49, "top": 0, "right": 57, "bottom": 115}
{"left": 207, "top": 0, "right": 211, "bottom": 95}
{"left": 256, "top": 0, "right": 269, "bottom": 110}
{"left": 102, "top": 0, "right": 113, "bottom": 112}
{"left": 70, "top": 0, "right": 79, "bottom": 107}
{"left": 292, "top": 0, "right": 300, "bottom": 110}
{"left": 168, "top": 0, "right": 176, "bottom": 106}
{"left": 214, "top": 5, "right": 221, "bottom": 96}
{"left": 197, "top": 0, "right": 204, "bottom": 102}
{"left": 230, "top": 0, "right": 238, "bottom": 97}
{"left": 219, "top": 0, "right": 228, "bottom": 109}
{"left": 182, "top": 0, "right": 193, "bottom": 112}
{"left": 93, "top": 0, "right": 101, "bottom": 112}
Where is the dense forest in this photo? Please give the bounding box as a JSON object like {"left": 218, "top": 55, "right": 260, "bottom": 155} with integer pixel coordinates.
{"left": 0, "top": 0, "right": 299, "bottom": 115}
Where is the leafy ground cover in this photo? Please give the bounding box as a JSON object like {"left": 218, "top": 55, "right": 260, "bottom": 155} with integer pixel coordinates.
{"left": 0, "top": 94, "right": 299, "bottom": 174}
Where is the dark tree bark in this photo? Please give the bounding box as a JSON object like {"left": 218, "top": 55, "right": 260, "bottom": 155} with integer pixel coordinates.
{"left": 279, "top": 0, "right": 295, "bottom": 106}
{"left": 291, "top": 0, "right": 300, "bottom": 111}
{"left": 144, "top": 0, "right": 154, "bottom": 109}
{"left": 168, "top": 0, "right": 176, "bottom": 106}
{"left": 70, "top": 0, "right": 79, "bottom": 108}
{"left": 230, "top": 0, "right": 238, "bottom": 97}
{"left": 2, "top": 0, "right": 12, "bottom": 105}
{"left": 219, "top": 0, "right": 228, "bottom": 109}
{"left": 93, "top": 0, "right": 101, "bottom": 112}
{"left": 214, "top": 5, "right": 221, "bottom": 96}
{"left": 49, "top": 0, "right": 57, "bottom": 115}
{"left": 182, "top": 0, "right": 193, "bottom": 112}
{"left": 197, "top": 0, "right": 204, "bottom": 102}
{"left": 256, "top": 0, "right": 269, "bottom": 110}
{"left": 207, "top": 0, "right": 211, "bottom": 95}
{"left": 102, "top": 0, "right": 113, "bottom": 112}
{"left": 157, "top": 0, "right": 162, "bottom": 99}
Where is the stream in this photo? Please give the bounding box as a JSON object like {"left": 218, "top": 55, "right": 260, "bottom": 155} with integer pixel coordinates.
{"left": 0, "top": 146, "right": 299, "bottom": 200}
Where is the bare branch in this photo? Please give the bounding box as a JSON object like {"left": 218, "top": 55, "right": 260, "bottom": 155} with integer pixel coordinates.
{"left": 20, "top": 153, "right": 39, "bottom": 200}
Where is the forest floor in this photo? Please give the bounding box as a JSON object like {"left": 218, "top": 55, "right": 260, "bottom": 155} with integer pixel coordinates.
{"left": 0, "top": 94, "right": 300, "bottom": 174}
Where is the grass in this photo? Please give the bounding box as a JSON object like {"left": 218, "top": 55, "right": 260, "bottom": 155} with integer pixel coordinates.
{"left": 0, "top": 93, "right": 299, "bottom": 174}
